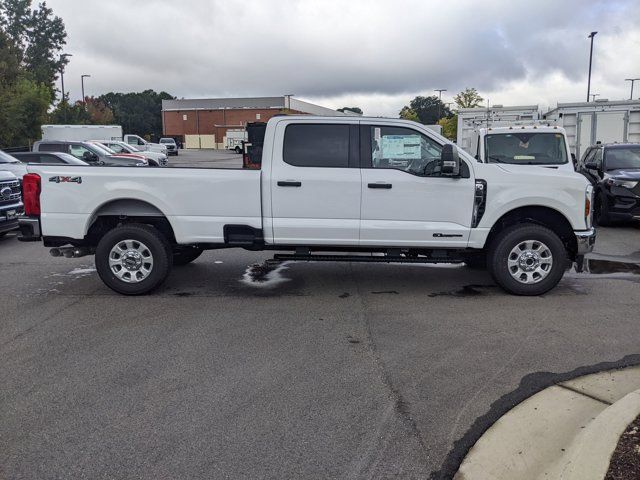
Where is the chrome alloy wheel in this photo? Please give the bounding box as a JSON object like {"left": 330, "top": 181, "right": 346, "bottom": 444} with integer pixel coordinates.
{"left": 108, "top": 239, "right": 154, "bottom": 283}
{"left": 507, "top": 240, "right": 553, "bottom": 284}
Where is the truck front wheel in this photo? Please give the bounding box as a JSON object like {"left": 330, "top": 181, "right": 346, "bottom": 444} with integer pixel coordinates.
{"left": 488, "top": 223, "right": 567, "bottom": 296}
{"left": 95, "top": 223, "right": 173, "bottom": 295}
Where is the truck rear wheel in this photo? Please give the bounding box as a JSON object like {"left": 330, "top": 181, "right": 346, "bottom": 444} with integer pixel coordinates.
{"left": 488, "top": 223, "right": 567, "bottom": 296}
{"left": 95, "top": 223, "right": 173, "bottom": 295}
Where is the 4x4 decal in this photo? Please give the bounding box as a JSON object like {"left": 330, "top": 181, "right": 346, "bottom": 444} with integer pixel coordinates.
{"left": 49, "top": 176, "right": 82, "bottom": 184}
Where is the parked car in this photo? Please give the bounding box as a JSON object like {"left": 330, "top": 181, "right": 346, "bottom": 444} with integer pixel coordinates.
{"left": 32, "top": 141, "right": 148, "bottom": 167}
{"left": 159, "top": 138, "right": 178, "bottom": 156}
{"left": 95, "top": 140, "right": 168, "bottom": 167}
{"left": 0, "top": 149, "right": 28, "bottom": 178}
{"left": 86, "top": 141, "right": 164, "bottom": 167}
{"left": 19, "top": 116, "right": 595, "bottom": 297}
{"left": 11, "top": 151, "right": 89, "bottom": 165}
{"left": 0, "top": 170, "right": 22, "bottom": 237}
{"left": 578, "top": 143, "right": 640, "bottom": 225}
{"left": 124, "top": 134, "right": 167, "bottom": 155}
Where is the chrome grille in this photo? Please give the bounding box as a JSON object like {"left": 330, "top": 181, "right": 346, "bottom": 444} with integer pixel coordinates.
{"left": 0, "top": 179, "right": 21, "bottom": 205}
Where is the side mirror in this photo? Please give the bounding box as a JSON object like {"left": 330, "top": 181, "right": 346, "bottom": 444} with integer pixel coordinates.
{"left": 441, "top": 144, "right": 460, "bottom": 176}
{"left": 584, "top": 160, "right": 598, "bottom": 170}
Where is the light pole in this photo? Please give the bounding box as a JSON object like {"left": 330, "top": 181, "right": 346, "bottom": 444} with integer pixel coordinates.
{"left": 589, "top": 93, "right": 600, "bottom": 102}
{"left": 625, "top": 78, "right": 640, "bottom": 100}
{"left": 587, "top": 32, "right": 597, "bottom": 102}
{"left": 435, "top": 89, "right": 447, "bottom": 119}
{"left": 81, "top": 74, "right": 91, "bottom": 108}
{"left": 59, "top": 53, "right": 73, "bottom": 121}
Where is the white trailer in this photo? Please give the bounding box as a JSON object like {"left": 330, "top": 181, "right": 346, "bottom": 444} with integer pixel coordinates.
{"left": 543, "top": 100, "right": 640, "bottom": 160}
{"left": 457, "top": 105, "right": 540, "bottom": 153}
{"left": 41, "top": 125, "right": 123, "bottom": 142}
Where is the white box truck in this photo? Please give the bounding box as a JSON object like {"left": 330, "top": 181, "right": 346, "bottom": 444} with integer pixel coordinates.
{"left": 41, "top": 125, "right": 123, "bottom": 142}
{"left": 543, "top": 100, "right": 640, "bottom": 160}
{"left": 40, "top": 125, "right": 167, "bottom": 155}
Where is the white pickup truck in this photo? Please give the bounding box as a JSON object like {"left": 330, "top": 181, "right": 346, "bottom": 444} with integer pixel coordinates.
{"left": 18, "top": 116, "right": 596, "bottom": 296}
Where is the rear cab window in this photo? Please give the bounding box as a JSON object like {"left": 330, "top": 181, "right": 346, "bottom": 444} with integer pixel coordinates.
{"left": 283, "top": 124, "right": 357, "bottom": 168}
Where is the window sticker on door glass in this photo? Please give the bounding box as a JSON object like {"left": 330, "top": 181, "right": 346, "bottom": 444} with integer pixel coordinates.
{"left": 380, "top": 135, "right": 422, "bottom": 160}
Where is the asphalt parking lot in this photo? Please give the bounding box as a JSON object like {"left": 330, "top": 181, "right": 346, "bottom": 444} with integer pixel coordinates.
{"left": 1, "top": 223, "right": 640, "bottom": 479}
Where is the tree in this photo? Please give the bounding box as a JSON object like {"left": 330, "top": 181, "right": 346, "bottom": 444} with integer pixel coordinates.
{"left": 85, "top": 97, "right": 115, "bottom": 124}
{"left": 454, "top": 88, "right": 484, "bottom": 109}
{"left": 337, "top": 106, "right": 362, "bottom": 114}
{"left": 400, "top": 95, "right": 451, "bottom": 125}
{"left": 99, "top": 90, "right": 174, "bottom": 138}
{"left": 437, "top": 115, "right": 457, "bottom": 141}
{"left": 399, "top": 106, "right": 419, "bottom": 122}
{"left": 0, "top": 78, "right": 51, "bottom": 147}
{"left": 0, "top": 0, "right": 67, "bottom": 93}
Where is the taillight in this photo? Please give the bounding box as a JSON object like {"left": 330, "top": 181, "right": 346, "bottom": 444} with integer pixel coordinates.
{"left": 22, "top": 173, "right": 41, "bottom": 216}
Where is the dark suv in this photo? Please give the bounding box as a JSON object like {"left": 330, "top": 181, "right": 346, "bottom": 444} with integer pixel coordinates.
{"left": 578, "top": 143, "right": 640, "bottom": 225}
{"left": 32, "top": 141, "right": 147, "bottom": 167}
{"left": 0, "top": 171, "right": 22, "bottom": 237}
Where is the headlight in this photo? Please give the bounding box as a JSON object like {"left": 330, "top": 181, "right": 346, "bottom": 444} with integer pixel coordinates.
{"left": 607, "top": 178, "right": 638, "bottom": 189}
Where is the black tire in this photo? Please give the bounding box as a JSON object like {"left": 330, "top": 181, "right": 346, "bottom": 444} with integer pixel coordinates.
{"left": 95, "top": 223, "right": 173, "bottom": 295}
{"left": 488, "top": 223, "right": 567, "bottom": 296}
{"left": 234, "top": 146, "right": 241, "bottom": 154}
{"left": 173, "top": 247, "right": 203, "bottom": 266}
{"left": 594, "top": 193, "right": 611, "bottom": 227}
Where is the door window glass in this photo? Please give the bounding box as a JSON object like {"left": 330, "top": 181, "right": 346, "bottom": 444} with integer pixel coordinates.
{"left": 370, "top": 126, "right": 443, "bottom": 177}
{"left": 283, "top": 124, "right": 350, "bottom": 168}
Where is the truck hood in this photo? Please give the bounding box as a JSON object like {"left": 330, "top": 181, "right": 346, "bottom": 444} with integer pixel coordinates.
{"left": 606, "top": 168, "right": 640, "bottom": 181}
{"left": 494, "top": 163, "right": 579, "bottom": 180}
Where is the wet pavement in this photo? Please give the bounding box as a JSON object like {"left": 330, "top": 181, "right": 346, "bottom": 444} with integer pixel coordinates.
{"left": 1, "top": 223, "right": 640, "bottom": 479}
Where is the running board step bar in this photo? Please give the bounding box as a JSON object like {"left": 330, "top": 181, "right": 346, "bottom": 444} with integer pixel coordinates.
{"left": 272, "top": 254, "right": 465, "bottom": 264}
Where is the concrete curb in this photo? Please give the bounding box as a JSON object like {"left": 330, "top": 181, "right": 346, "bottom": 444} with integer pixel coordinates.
{"left": 454, "top": 366, "right": 640, "bottom": 480}
{"left": 553, "top": 388, "right": 640, "bottom": 480}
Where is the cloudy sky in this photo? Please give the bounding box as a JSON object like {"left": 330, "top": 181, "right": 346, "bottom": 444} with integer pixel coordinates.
{"left": 48, "top": 0, "right": 640, "bottom": 116}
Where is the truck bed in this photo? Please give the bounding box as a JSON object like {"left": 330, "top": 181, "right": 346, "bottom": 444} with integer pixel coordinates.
{"left": 28, "top": 165, "right": 262, "bottom": 244}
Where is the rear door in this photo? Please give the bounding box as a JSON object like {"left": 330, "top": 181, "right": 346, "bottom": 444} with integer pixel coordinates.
{"left": 269, "top": 121, "right": 361, "bottom": 245}
{"left": 359, "top": 123, "right": 475, "bottom": 247}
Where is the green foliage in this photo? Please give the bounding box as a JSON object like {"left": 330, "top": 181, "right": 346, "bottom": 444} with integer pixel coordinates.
{"left": 454, "top": 88, "right": 484, "bottom": 109}
{"left": 98, "top": 90, "right": 175, "bottom": 138}
{"left": 0, "top": 0, "right": 67, "bottom": 147}
{"left": 400, "top": 96, "right": 451, "bottom": 125}
{"left": 399, "top": 106, "right": 419, "bottom": 122}
{"left": 437, "top": 114, "right": 458, "bottom": 141}
{"left": 0, "top": 77, "right": 51, "bottom": 146}
{"left": 337, "top": 106, "right": 363, "bottom": 114}
{"left": 48, "top": 96, "right": 114, "bottom": 125}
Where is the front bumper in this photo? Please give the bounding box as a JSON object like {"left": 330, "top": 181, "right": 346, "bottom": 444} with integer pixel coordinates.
{"left": 0, "top": 217, "right": 19, "bottom": 233}
{"left": 18, "top": 216, "right": 41, "bottom": 242}
{"left": 575, "top": 228, "right": 596, "bottom": 255}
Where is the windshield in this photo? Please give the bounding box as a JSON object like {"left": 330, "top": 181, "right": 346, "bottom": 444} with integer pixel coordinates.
{"left": 0, "top": 150, "right": 19, "bottom": 164}
{"left": 485, "top": 132, "right": 568, "bottom": 165}
{"left": 120, "top": 142, "right": 139, "bottom": 152}
{"left": 91, "top": 142, "right": 115, "bottom": 155}
{"left": 159, "top": 138, "right": 174, "bottom": 144}
{"left": 604, "top": 147, "right": 640, "bottom": 171}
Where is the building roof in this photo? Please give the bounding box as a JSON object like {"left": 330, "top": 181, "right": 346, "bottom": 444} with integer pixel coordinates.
{"left": 545, "top": 99, "right": 640, "bottom": 115}
{"left": 162, "top": 96, "right": 360, "bottom": 116}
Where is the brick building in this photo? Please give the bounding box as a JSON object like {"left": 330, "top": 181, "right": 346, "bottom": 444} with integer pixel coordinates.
{"left": 162, "top": 96, "right": 359, "bottom": 148}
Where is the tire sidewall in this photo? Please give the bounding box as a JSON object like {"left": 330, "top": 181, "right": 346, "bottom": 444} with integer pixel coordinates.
{"left": 489, "top": 224, "right": 567, "bottom": 296}
{"left": 95, "top": 224, "right": 172, "bottom": 295}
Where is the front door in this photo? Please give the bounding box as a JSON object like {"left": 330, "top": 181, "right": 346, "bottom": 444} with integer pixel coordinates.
{"left": 270, "top": 122, "right": 361, "bottom": 245}
{"left": 359, "top": 124, "right": 475, "bottom": 247}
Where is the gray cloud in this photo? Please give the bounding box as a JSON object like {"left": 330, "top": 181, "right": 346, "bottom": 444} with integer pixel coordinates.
{"left": 49, "top": 0, "right": 640, "bottom": 115}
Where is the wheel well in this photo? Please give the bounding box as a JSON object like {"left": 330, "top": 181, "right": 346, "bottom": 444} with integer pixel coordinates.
{"left": 486, "top": 206, "right": 577, "bottom": 258}
{"left": 85, "top": 199, "right": 176, "bottom": 247}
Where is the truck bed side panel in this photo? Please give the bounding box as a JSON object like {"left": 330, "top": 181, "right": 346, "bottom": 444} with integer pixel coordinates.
{"left": 29, "top": 166, "right": 262, "bottom": 244}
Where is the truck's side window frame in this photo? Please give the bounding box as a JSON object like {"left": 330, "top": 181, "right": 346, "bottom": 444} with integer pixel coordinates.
{"left": 359, "top": 124, "right": 469, "bottom": 178}
{"left": 282, "top": 123, "right": 359, "bottom": 168}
